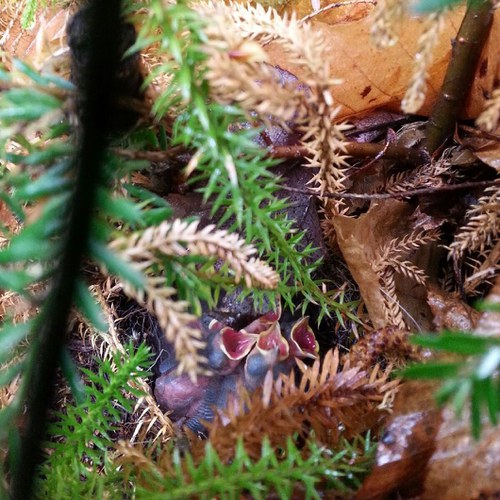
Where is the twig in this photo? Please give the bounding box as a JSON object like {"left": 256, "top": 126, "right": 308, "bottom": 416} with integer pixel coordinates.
{"left": 425, "top": 0, "right": 494, "bottom": 153}
{"left": 262, "top": 0, "right": 375, "bottom": 47}
{"left": 112, "top": 144, "right": 186, "bottom": 161}
{"left": 0, "top": 79, "right": 71, "bottom": 100}
{"left": 460, "top": 124, "right": 500, "bottom": 142}
{"left": 280, "top": 178, "right": 500, "bottom": 200}
{"left": 270, "top": 141, "right": 428, "bottom": 165}
{"left": 300, "top": 0, "right": 376, "bottom": 23}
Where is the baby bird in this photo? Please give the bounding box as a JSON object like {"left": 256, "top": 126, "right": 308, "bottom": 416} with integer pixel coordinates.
{"left": 153, "top": 306, "right": 318, "bottom": 436}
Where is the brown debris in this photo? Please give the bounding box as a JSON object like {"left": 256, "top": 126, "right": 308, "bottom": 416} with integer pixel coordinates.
{"left": 427, "top": 284, "right": 481, "bottom": 332}
{"left": 344, "top": 325, "right": 422, "bottom": 370}
{"left": 192, "top": 349, "right": 398, "bottom": 462}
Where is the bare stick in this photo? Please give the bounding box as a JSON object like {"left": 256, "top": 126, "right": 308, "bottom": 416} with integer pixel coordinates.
{"left": 281, "top": 178, "right": 499, "bottom": 200}
{"left": 270, "top": 141, "right": 428, "bottom": 165}
{"left": 300, "top": 0, "right": 376, "bottom": 23}
{"left": 425, "top": 0, "right": 494, "bottom": 153}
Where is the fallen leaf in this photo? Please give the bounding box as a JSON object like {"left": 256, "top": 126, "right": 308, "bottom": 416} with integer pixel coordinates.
{"left": 0, "top": 7, "right": 72, "bottom": 73}
{"left": 475, "top": 275, "right": 500, "bottom": 337}
{"left": 459, "top": 125, "right": 500, "bottom": 172}
{"left": 334, "top": 200, "right": 437, "bottom": 330}
{"left": 266, "top": 7, "right": 500, "bottom": 119}
{"left": 420, "top": 406, "right": 500, "bottom": 499}
{"left": 358, "top": 278, "right": 500, "bottom": 499}
{"left": 0, "top": 200, "right": 20, "bottom": 235}
{"left": 358, "top": 380, "right": 500, "bottom": 499}
{"left": 356, "top": 381, "right": 442, "bottom": 499}
{"left": 427, "top": 284, "right": 481, "bottom": 331}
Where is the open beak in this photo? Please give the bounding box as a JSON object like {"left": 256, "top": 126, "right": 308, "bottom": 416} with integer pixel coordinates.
{"left": 256, "top": 321, "right": 289, "bottom": 361}
{"left": 288, "top": 317, "right": 319, "bottom": 359}
{"left": 219, "top": 326, "right": 258, "bottom": 360}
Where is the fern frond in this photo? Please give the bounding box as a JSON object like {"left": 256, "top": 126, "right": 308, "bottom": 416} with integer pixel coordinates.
{"left": 106, "top": 218, "right": 280, "bottom": 379}
{"left": 402, "top": 10, "right": 446, "bottom": 113}
{"left": 114, "top": 276, "right": 205, "bottom": 378}
{"left": 477, "top": 88, "right": 500, "bottom": 132}
{"left": 370, "top": 0, "right": 405, "bottom": 48}
{"left": 344, "top": 325, "right": 422, "bottom": 370}
{"left": 110, "top": 219, "right": 279, "bottom": 290}
{"left": 449, "top": 186, "right": 499, "bottom": 260}
{"left": 139, "top": 0, "right": 349, "bottom": 318}
{"left": 202, "top": 349, "right": 397, "bottom": 462}
{"left": 464, "top": 240, "right": 500, "bottom": 294}
{"left": 386, "top": 152, "right": 453, "bottom": 194}
{"left": 38, "top": 343, "right": 151, "bottom": 494}
{"left": 378, "top": 267, "right": 407, "bottom": 328}
{"left": 198, "top": 1, "right": 303, "bottom": 125}
{"left": 372, "top": 227, "right": 440, "bottom": 327}
{"left": 385, "top": 257, "right": 428, "bottom": 285}
{"left": 376, "top": 227, "right": 441, "bottom": 262}
{"left": 81, "top": 285, "right": 175, "bottom": 443}
{"left": 116, "top": 434, "right": 376, "bottom": 498}
{"left": 199, "top": 0, "right": 351, "bottom": 213}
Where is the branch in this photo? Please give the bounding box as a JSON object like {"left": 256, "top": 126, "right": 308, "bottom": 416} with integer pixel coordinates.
{"left": 425, "top": 0, "right": 494, "bottom": 153}
{"left": 11, "top": 1, "right": 123, "bottom": 497}
{"left": 270, "top": 141, "right": 428, "bottom": 165}
{"left": 280, "top": 178, "right": 500, "bottom": 200}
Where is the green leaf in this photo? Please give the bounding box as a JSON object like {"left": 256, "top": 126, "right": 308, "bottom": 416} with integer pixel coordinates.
{"left": 96, "top": 187, "right": 143, "bottom": 225}
{"left": 0, "top": 321, "right": 32, "bottom": 364}
{"left": 475, "top": 299, "right": 500, "bottom": 312}
{"left": 0, "top": 359, "right": 25, "bottom": 388}
{"left": 471, "top": 380, "right": 482, "bottom": 439}
{"left": 0, "top": 105, "right": 54, "bottom": 123}
{"left": 402, "top": 361, "right": 461, "bottom": 379}
{"left": 5, "top": 142, "right": 73, "bottom": 165}
{"left": 59, "top": 347, "right": 86, "bottom": 405}
{"left": 13, "top": 160, "right": 72, "bottom": 200}
{"left": 0, "top": 224, "right": 58, "bottom": 263}
{"left": 123, "top": 183, "right": 171, "bottom": 208}
{"left": 412, "top": 0, "right": 464, "bottom": 12}
{"left": 0, "top": 269, "right": 35, "bottom": 293}
{"left": 452, "top": 380, "right": 471, "bottom": 417}
{"left": 475, "top": 346, "right": 500, "bottom": 379}
{"left": 89, "top": 240, "right": 145, "bottom": 291}
{"left": 435, "top": 378, "right": 462, "bottom": 405}
{"left": 74, "top": 279, "right": 108, "bottom": 332}
{"left": 5, "top": 88, "right": 61, "bottom": 110}
{"left": 20, "top": 0, "right": 37, "bottom": 28}
{"left": 411, "top": 332, "right": 496, "bottom": 355}
{"left": 12, "top": 59, "right": 72, "bottom": 89}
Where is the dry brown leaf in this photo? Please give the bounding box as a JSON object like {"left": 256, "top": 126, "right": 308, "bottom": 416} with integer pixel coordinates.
{"left": 427, "top": 284, "right": 481, "bottom": 331}
{"left": 460, "top": 125, "right": 500, "bottom": 172}
{"left": 250, "top": 0, "right": 375, "bottom": 24}
{"left": 356, "top": 381, "right": 443, "bottom": 499}
{"left": 0, "top": 6, "right": 72, "bottom": 72}
{"left": 358, "top": 280, "right": 500, "bottom": 499}
{"left": 358, "top": 379, "right": 500, "bottom": 499}
{"left": 421, "top": 406, "right": 500, "bottom": 499}
{"left": 475, "top": 274, "right": 500, "bottom": 337}
{"left": 266, "top": 7, "right": 500, "bottom": 119}
{"left": 5, "top": 4, "right": 500, "bottom": 122}
{"left": 333, "top": 200, "right": 438, "bottom": 330}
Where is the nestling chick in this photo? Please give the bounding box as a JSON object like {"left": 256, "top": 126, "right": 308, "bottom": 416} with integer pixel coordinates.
{"left": 152, "top": 302, "right": 319, "bottom": 436}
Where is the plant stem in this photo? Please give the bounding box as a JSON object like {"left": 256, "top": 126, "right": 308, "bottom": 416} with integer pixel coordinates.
{"left": 10, "top": 1, "right": 123, "bottom": 497}
{"left": 281, "top": 178, "right": 499, "bottom": 200}
{"left": 425, "top": 0, "right": 494, "bottom": 154}
{"left": 270, "top": 141, "right": 427, "bottom": 165}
